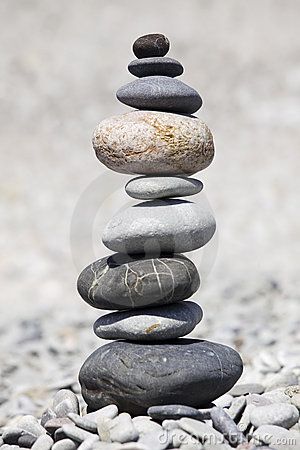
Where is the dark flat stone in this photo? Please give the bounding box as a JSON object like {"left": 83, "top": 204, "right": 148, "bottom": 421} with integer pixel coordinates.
{"left": 79, "top": 339, "right": 243, "bottom": 416}
{"left": 147, "top": 404, "right": 211, "bottom": 421}
{"left": 116, "top": 76, "right": 202, "bottom": 114}
{"left": 133, "top": 33, "right": 169, "bottom": 59}
{"left": 128, "top": 57, "right": 183, "bottom": 78}
{"left": 77, "top": 253, "right": 200, "bottom": 310}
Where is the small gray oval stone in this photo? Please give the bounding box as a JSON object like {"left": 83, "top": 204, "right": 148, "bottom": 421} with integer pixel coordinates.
{"left": 250, "top": 403, "right": 299, "bottom": 429}
{"left": 79, "top": 339, "right": 243, "bottom": 416}
{"left": 77, "top": 253, "right": 200, "bottom": 310}
{"left": 125, "top": 176, "right": 203, "bottom": 200}
{"left": 116, "top": 76, "right": 202, "bottom": 114}
{"left": 93, "top": 301, "right": 203, "bottom": 341}
{"left": 102, "top": 199, "right": 216, "bottom": 255}
{"left": 128, "top": 57, "right": 183, "bottom": 78}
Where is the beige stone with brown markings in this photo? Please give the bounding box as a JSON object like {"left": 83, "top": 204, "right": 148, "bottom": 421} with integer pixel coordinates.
{"left": 92, "top": 110, "right": 214, "bottom": 175}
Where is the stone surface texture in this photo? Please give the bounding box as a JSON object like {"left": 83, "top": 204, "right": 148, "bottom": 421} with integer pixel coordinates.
{"left": 77, "top": 253, "right": 200, "bottom": 310}
{"left": 93, "top": 111, "right": 214, "bottom": 175}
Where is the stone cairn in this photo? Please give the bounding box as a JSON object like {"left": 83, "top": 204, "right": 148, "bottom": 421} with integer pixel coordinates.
{"left": 78, "top": 33, "right": 243, "bottom": 416}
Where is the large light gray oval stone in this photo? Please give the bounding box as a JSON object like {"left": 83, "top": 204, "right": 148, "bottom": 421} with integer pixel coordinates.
{"left": 125, "top": 176, "right": 203, "bottom": 200}
{"left": 93, "top": 301, "right": 203, "bottom": 341}
{"left": 79, "top": 339, "right": 243, "bottom": 416}
{"left": 116, "top": 76, "right": 202, "bottom": 114}
{"left": 250, "top": 403, "right": 299, "bottom": 429}
{"left": 102, "top": 199, "right": 216, "bottom": 255}
{"left": 93, "top": 111, "right": 214, "bottom": 176}
{"left": 77, "top": 253, "right": 200, "bottom": 310}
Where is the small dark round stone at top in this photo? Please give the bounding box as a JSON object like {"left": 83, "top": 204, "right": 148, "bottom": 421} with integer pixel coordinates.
{"left": 133, "top": 33, "right": 170, "bottom": 59}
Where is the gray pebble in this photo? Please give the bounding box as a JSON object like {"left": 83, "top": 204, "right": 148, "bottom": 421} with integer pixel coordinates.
{"left": 262, "top": 388, "right": 291, "bottom": 404}
{"left": 31, "top": 435, "right": 54, "bottom": 450}
{"left": 148, "top": 404, "right": 208, "bottom": 421}
{"left": 102, "top": 199, "right": 216, "bottom": 255}
{"left": 52, "top": 439, "right": 78, "bottom": 450}
{"left": 61, "top": 425, "right": 94, "bottom": 443}
{"left": 227, "top": 396, "right": 246, "bottom": 421}
{"left": 109, "top": 413, "right": 139, "bottom": 444}
{"left": 264, "top": 370, "right": 298, "bottom": 392}
{"left": 138, "top": 430, "right": 170, "bottom": 450}
{"left": 229, "top": 383, "right": 265, "bottom": 397}
{"left": 18, "top": 432, "right": 37, "bottom": 448}
{"left": 44, "top": 418, "right": 73, "bottom": 435}
{"left": 78, "top": 253, "right": 199, "bottom": 310}
{"left": 40, "top": 409, "right": 56, "bottom": 428}
{"left": 132, "top": 417, "right": 162, "bottom": 436}
{"left": 53, "top": 390, "right": 79, "bottom": 416}
{"left": 238, "top": 404, "right": 255, "bottom": 433}
{"left": 251, "top": 424, "right": 300, "bottom": 449}
{"left": 213, "top": 394, "right": 233, "bottom": 409}
{"left": 246, "top": 394, "right": 271, "bottom": 407}
{"left": 67, "top": 414, "right": 97, "bottom": 433}
{"left": 93, "top": 302, "right": 203, "bottom": 341}
{"left": 85, "top": 405, "right": 118, "bottom": 421}
{"left": 17, "top": 416, "right": 45, "bottom": 437}
{"left": 210, "top": 407, "right": 246, "bottom": 447}
{"left": 125, "top": 176, "right": 203, "bottom": 200}
{"left": 116, "top": 76, "right": 202, "bottom": 114}
{"left": 250, "top": 403, "right": 299, "bottom": 429}
{"left": 76, "top": 436, "right": 99, "bottom": 450}
{"left": 178, "top": 418, "right": 224, "bottom": 444}
{"left": 96, "top": 416, "right": 112, "bottom": 443}
{"left": 2, "top": 428, "right": 26, "bottom": 445}
{"left": 133, "top": 34, "right": 170, "bottom": 59}
{"left": 128, "top": 57, "right": 183, "bottom": 78}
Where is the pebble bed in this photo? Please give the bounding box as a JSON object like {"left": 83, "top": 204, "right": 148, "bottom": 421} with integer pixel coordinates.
{"left": 0, "top": 280, "right": 299, "bottom": 449}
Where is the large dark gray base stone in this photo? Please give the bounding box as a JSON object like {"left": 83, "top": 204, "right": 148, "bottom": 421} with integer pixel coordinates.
{"left": 79, "top": 339, "right": 243, "bottom": 416}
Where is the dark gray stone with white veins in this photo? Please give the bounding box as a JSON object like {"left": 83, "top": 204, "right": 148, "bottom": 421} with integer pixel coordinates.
{"left": 128, "top": 57, "right": 183, "bottom": 78}
{"left": 116, "top": 76, "right": 202, "bottom": 114}
{"left": 93, "top": 301, "right": 203, "bottom": 341}
{"left": 77, "top": 253, "right": 200, "bottom": 310}
{"left": 133, "top": 33, "right": 170, "bottom": 59}
{"left": 79, "top": 339, "right": 243, "bottom": 416}
{"left": 125, "top": 176, "right": 203, "bottom": 200}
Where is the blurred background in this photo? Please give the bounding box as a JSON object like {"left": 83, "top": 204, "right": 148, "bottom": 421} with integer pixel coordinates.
{"left": 0, "top": 0, "right": 299, "bottom": 419}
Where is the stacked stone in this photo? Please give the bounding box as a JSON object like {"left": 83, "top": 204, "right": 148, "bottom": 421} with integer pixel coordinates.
{"left": 78, "top": 34, "right": 243, "bottom": 416}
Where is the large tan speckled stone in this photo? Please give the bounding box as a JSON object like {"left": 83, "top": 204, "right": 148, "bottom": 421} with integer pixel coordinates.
{"left": 92, "top": 110, "right": 214, "bottom": 175}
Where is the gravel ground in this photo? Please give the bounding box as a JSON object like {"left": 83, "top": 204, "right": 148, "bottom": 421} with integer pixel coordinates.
{"left": 0, "top": 0, "right": 300, "bottom": 440}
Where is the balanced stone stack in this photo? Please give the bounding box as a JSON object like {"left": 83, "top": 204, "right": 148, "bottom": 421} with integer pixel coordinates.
{"left": 78, "top": 33, "right": 243, "bottom": 416}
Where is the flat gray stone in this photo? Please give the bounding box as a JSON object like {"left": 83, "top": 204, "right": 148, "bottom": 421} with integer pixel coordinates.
{"left": 108, "top": 413, "right": 139, "bottom": 444}
{"left": 93, "top": 111, "right": 214, "bottom": 176}
{"left": 61, "top": 425, "right": 94, "bottom": 443}
{"left": 116, "top": 76, "right": 202, "bottom": 114}
{"left": 93, "top": 301, "right": 203, "bottom": 341}
{"left": 67, "top": 414, "right": 97, "bottom": 433}
{"left": 125, "top": 176, "right": 203, "bottom": 200}
{"left": 252, "top": 424, "right": 300, "bottom": 449}
{"left": 228, "top": 383, "right": 264, "bottom": 396}
{"left": 84, "top": 405, "right": 118, "bottom": 421}
{"left": 147, "top": 404, "right": 209, "bottom": 421}
{"left": 250, "top": 403, "right": 299, "bottom": 429}
{"left": 53, "top": 390, "right": 80, "bottom": 417}
{"left": 128, "top": 57, "right": 183, "bottom": 78}
{"left": 210, "top": 407, "right": 246, "bottom": 446}
{"left": 52, "top": 439, "right": 78, "bottom": 450}
{"left": 178, "top": 417, "right": 224, "bottom": 444}
{"left": 133, "top": 34, "right": 170, "bottom": 59}
{"left": 79, "top": 339, "right": 243, "bottom": 416}
{"left": 31, "top": 435, "right": 54, "bottom": 450}
{"left": 102, "top": 199, "right": 216, "bottom": 255}
{"left": 213, "top": 394, "right": 233, "bottom": 409}
{"left": 78, "top": 253, "right": 200, "bottom": 310}
{"left": 227, "top": 397, "right": 246, "bottom": 421}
